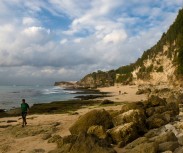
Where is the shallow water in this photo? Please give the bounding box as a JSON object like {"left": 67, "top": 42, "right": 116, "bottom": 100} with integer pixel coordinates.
{"left": 0, "top": 85, "right": 78, "bottom": 110}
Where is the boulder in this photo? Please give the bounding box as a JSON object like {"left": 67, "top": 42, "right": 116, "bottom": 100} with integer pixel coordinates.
{"left": 69, "top": 109, "right": 113, "bottom": 135}
{"left": 120, "top": 103, "right": 141, "bottom": 114}
{"left": 147, "top": 95, "right": 166, "bottom": 107}
{"left": 107, "top": 122, "right": 138, "bottom": 146}
{"left": 69, "top": 132, "right": 116, "bottom": 153}
{"left": 125, "top": 137, "right": 148, "bottom": 149}
{"left": 125, "top": 142, "right": 158, "bottom": 153}
{"left": 144, "top": 129, "right": 159, "bottom": 138}
{"left": 87, "top": 125, "right": 107, "bottom": 139}
{"left": 146, "top": 112, "right": 171, "bottom": 129}
{"left": 158, "top": 141, "right": 179, "bottom": 152}
{"left": 149, "top": 131, "right": 177, "bottom": 144}
{"left": 113, "top": 109, "right": 146, "bottom": 133}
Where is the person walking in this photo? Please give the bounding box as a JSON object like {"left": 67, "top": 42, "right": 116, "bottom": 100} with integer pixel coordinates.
{"left": 21, "top": 99, "right": 29, "bottom": 127}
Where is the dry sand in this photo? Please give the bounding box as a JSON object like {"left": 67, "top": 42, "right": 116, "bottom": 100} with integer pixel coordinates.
{"left": 98, "top": 85, "right": 147, "bottom": 102}
{"left": 0, "top": 85, "right": 147, "bottom": 153}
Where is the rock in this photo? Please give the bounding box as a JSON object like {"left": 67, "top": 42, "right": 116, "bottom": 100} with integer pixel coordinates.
{"left": 165, "top": 124, "right": 179, "bottom": 136}
{"left": 48, "top": 135, "right": 62, "bottom": 143}
{"left": 125, "top": 142, "right": 158, "bottom": 153}
{"left": 68, "top": 111, "right": 79, "bottom": 115}
{"left": 30, "top": 149, "right": 45, "bottom": 153}
{"left": 136, "top": 89, "right": 144, "bottom": 95}
{"left": 166, "top": 101, "right": 179, "bottom": 115}
{"left": 108, "top": 110, "right": 121, "bottom": 118}
{"left": 6, "top": 120, "right": 17, "bottom": 123}
{"left": 107, "top": 122, "right": 138, "bottom": 147}
{"left": 146, "top": 112, "right": 171, "bottom": 129}
{"left": 148, "top": 95, "right": 166, "bottom": 107}
{"left": 0, "top": 125, "right": 11, "bottom": 128}
{"left": 120, "top": 103, "right": 141, "bottom": 114}
{"left": 178, "top": 135, "right": 183, "bottom": 145}
{"left": 161, "top": 151, "right": 173, "bottom": 153}
{"left": 113, "top": 109, "right": 146, "bottom": 133}
{"left": 57, "top": 135, "right": 78, "bottom": 148}
{"left": 154, "top": 106, "right": 168, "bottom": 114}
{"left": 125, "top": 137, "right": 148, "bottom": 149}
{"left": 177, "top": 93, "right": 183, "bottom": 104}
{"left": 48, "top": 144, "right": 72, "bottom": 153}
{"left": 69, "top": 109, "right": 113, "bottom": 135}
{"left": 158, "top": 141, "right": 179, "bottom": 152}
{"left": 42, "top": 133, "right": 52, "bottom": 140}
{"left": 65, "top": 132, "right": 116, "bottom": 153}
{"left": 144, "top": 129, "right": 159, "bottom": 138}
{"left": 149, "top": 131, "right": 177, "bottom": 144}
{"left": 100, "top": 100, "right": 114, "bottom": 105}
{"left": 52, "top": 122, "right": 60, "bottom": 127}
{"left": 174, "top": 147, "right": 183, "bottom": 153}
{"left": 87, "top": 125, "right": 107, "bottom": 139}
{"left": 145, "top": 107, "right": 155, "bottom": 117}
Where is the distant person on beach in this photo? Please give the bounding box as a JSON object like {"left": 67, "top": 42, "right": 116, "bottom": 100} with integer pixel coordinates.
{"left": 21, "top": 99, "right": 29, "bottom": 127}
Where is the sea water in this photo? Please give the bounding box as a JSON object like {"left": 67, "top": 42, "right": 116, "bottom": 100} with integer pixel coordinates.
{"left": 0, "top": 85, "right": 78, "bottom": 110}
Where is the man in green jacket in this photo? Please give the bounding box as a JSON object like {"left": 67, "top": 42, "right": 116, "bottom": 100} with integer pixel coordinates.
{"left": 21, "top": 99, "right": 29, "bottom": 127}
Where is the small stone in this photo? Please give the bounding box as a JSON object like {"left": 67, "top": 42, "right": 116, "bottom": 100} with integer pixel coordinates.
{"left": 42, "top": 133, "right": 52, "bottom": 140}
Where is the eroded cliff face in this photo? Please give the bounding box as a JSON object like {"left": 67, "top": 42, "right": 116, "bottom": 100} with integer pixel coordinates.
{"left": 77, "top": 71, "right": 115, "bottom": 88}
{"left": 131, "top": 43, "right": 177, "bottom": 86}
{"left": 78, "top": 9, "right": 183, "bottom": 88}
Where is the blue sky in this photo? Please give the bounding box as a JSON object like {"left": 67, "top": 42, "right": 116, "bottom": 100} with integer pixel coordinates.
{"left": 0, "top": 0, "right": 182, "bottom": 85}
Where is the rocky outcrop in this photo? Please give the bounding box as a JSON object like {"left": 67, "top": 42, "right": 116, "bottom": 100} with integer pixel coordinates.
{"left": 48, "top": 95, "right": 180, "bottom": 153}
{"left": 69, "top": 109, "right": 114, "bottom": 135}
{"left": 77, "top": 70, "right": 116, "bottom": 88}
{"left": 54, "top": 81, "right": 77, "bottom": 88}
{"left": 49, "top": 132, "right": 116, "bottom": 153}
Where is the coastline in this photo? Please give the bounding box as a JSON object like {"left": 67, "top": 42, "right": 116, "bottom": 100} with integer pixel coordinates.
{"left": 0, "top": 85, "right": 147, "bottom": 153}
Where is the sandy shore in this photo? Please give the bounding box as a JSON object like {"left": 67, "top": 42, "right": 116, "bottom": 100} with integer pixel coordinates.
{"left": 0, "top": 85, "right": 147, "bottom": 153}
{"left": 98, "top": 85, "right": 147, "bottom": 102}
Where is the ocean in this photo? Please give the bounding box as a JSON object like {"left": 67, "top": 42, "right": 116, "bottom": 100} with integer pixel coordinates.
{"left": 0, "top": 85, "right": 79, "bottom": 110}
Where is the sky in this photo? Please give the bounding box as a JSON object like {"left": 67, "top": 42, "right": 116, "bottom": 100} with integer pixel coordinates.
{"left": 0, "top": 0, "right": 182, "bottom": 85}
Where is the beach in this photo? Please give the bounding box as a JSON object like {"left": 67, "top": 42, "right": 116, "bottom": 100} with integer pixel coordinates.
{"left": 0, "top": 85, "right": 147, "bottom": 153}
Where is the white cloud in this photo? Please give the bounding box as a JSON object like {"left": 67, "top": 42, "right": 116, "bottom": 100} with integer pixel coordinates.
{"left": 23, "top": 26, "right": 50, "bottom": 36}
{"left": 0, "top": 0, "right": 182, "bottom": 85}
{"left": 22, "top": 17, "right": 40, "bottom": 26}
{"left": 103, "top": 30, "right": 127, "bottom": 43}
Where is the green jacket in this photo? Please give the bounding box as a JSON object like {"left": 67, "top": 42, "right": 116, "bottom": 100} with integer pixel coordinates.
{"left": 21, "top": 103, "right": 29, "bottom": 112}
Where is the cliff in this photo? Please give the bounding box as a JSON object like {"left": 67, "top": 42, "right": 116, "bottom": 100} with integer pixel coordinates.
{"left": 79, "top": 9, "right": 183, "bottom": 88}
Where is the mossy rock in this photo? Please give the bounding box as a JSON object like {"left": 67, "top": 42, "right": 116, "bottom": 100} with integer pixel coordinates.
{"left": 87, "top": 125, "right": 107, "bottom": 139}
{"left": 107, "top": 122, "right": 138, "bottom": 146}
{"left": 125, "top": 142, "right": 158, "bottom": 153}
{"left": 113, "top": 109, "right": 147, "bottom": 133}
{"left": 69, "top": 109, "right": 113, "bottom": 135}
{"left": 120, "top": 103, "right": 141, "bottom": 114}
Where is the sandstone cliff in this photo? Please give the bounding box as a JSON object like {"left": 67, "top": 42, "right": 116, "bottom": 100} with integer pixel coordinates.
{"left": 78, "top": 9, "right": 183, "bottom": 88}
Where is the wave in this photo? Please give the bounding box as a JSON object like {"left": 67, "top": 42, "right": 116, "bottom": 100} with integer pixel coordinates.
{"left": 41, "top": 86, "right": 64, "bottom": 95}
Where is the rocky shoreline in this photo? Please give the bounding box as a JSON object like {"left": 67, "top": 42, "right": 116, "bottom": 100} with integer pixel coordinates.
{"left": 1, "top": 85, "right": 183, "bottom": 153}
{"left": 46, "top": 94, "right": 183, "bottom": 153}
